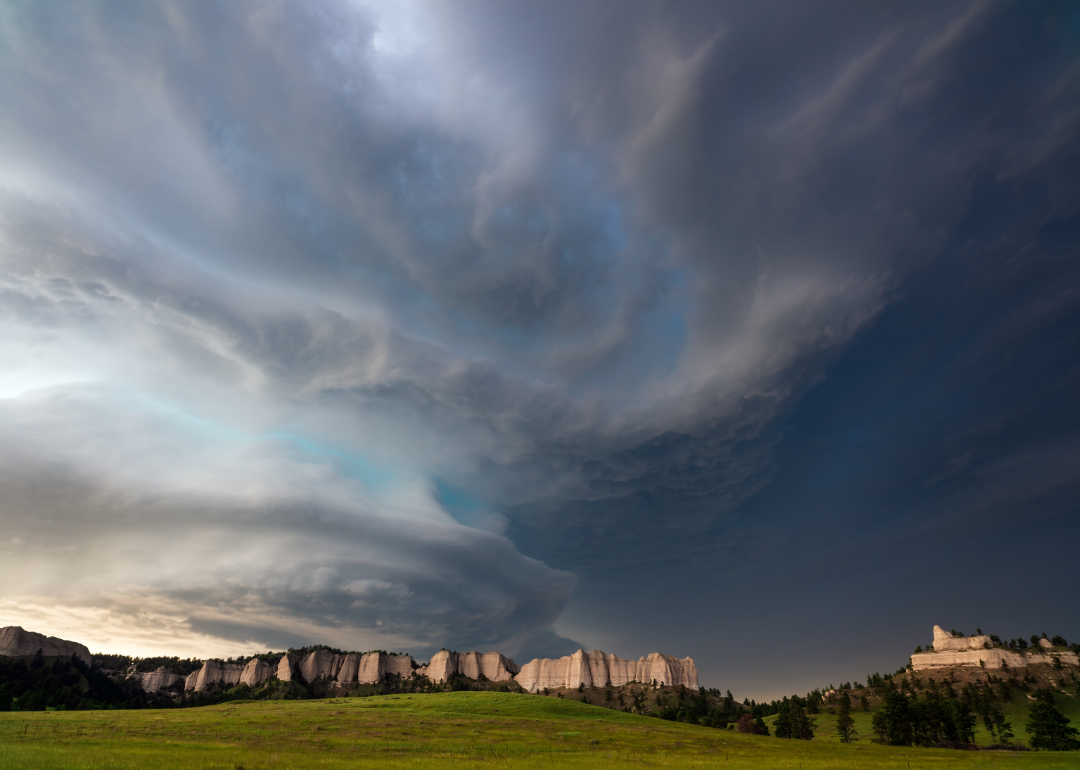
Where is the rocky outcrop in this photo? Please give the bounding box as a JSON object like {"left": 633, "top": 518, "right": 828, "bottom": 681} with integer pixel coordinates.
{"left": 422, "top": 650, "right": 519, "bottom": 683}
{"left": 336, "top": 653, "right": 361, "bottom": 684}
{"left": 299, "top": 650, "right": 345, "bottom": 682}
{"left": 0, "top": 626, "right": 92, "bottom": 666}
{"left": 276, "top": 652, "right": 298, "bottom": 682}
{"left": 929, "top": 625, "right": 994, "bottom": 652}
{"left": 355, "top": 652, "right": 413, "bottom": 684}
{"left": 175, "top": 649, "right": 416, "bottom": 690}
{"left": 912, "top": 626, "right": 1078, "bottom": 671}
{"left": 185, "top": 659, "right": 243, "bottom": 691}
{"left": 514, "top": 650, "right": 698, "bottom": 693}
{"left": 132, "top": 666, "right": 182, "bottom": 694}
{"left": 240, "top": 658, "right": 274, "bottom": 687}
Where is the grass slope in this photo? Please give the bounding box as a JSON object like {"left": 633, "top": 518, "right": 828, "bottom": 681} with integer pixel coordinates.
{"left": 1, "top": 691, "right": 1076, "bottom": 769}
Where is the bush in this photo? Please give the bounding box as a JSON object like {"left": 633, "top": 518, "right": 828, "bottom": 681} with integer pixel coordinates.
{"left": 734, "top": 714, "right": 768, "bottom": 735}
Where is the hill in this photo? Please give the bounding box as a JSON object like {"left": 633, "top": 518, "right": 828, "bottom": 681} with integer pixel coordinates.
{"left": 2, "top": 691, "right": 1078, "bottom": 769}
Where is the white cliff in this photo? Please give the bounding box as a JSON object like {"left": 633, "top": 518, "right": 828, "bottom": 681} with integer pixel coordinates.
{"left": 186, "top": 659, "right": 244, "bottom": 692}
{"left": 239, "top": 658, "right": 274, "bottom": 687}
{"left": 929, "top": 625, "right": 994, "bottom": 652}
{"left": 514, "top": 650, "right": 698, "bottom": 693}
{"left": 299, "top": 650, "right": 345, "bottom": 682}
{"left": 276, "top": 652, "right": 297, "bottom": 682}
{"left": 336, "top": 653, "right": 361, "bottom": 685}
{"left": 911, "top": 625, "right": 1078, "bottom": 671}
{"left": 0, "top": 626, "right": 92, "bottom": 666}
{"left": 422, "top": 650, "right": 519, "bottom": 683}
{"left": 355, "top": 652, "right": 414, "bottom": 684}
{"left": 132, "top": 666, "right": 182, "bottom": 694}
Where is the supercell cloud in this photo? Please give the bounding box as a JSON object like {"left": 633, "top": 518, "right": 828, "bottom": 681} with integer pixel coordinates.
{"left": 1, "top": 0, "right": 1078, "bottom": 691}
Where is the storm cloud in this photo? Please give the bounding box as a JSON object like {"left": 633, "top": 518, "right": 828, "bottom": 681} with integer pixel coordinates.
{"left": 1, "top": 0, "right": 1078, "bottom": 694}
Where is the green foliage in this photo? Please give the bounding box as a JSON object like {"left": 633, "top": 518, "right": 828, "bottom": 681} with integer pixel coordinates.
{"left": 773, "top": 698, "right": 814, "bottom": 740}
{"left": 870, "top": 689, "right": 978, "bottom": 747}
{"left": 0, "top": 651, "right": 152, "bottom": 712}
{"left": 836, "top": 690, "right": 857, "bottom": 743}
{"left": 130, "top": 656, "right": 203, "bottom": 675}
{"left": 1026, "top": 701, "right": 1080, "bottom": 750}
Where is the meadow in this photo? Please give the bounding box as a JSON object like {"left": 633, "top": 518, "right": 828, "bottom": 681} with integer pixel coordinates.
{"left": 1, "top": 691, "right": 1076, "bottom": 770}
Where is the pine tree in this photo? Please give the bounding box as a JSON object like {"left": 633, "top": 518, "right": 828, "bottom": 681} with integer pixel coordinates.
{"left": 837, "top": 690, "right": 857, "bottom": 743}
{"left": 1026, "top": 701, "right": 1080, "bottom": 750}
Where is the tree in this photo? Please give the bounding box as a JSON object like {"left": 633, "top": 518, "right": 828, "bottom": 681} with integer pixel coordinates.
{"left": 991, "top": 706, "right": 1014, "bottom": 745}
{"left": 1026, "top": 701, "right": 1080, "bottom": 750}
{"left": 951, "top": 700, "right": 977, "bottom": 743}
{"left": 735, "top": 714, "right": 767, "bottom": 735}
{"left": 774, "top": 699, "right": 814, "bottom": 740}
{"left": 872, "top": 691, "right": 914, "bottom": 746}
{"left": 836, "top": 690, "right": 857, "bottom": 743}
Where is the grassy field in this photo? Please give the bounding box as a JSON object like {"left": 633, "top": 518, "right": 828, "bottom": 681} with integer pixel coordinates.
{"left": 1, "top": 691, "right": 1077, "bottom": 769}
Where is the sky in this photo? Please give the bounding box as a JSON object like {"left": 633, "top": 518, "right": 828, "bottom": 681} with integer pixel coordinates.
{"left": 0, "top": 0, "right": 1078, "bottom": 701}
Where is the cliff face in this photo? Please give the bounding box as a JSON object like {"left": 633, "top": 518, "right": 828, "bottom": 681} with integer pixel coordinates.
{"left": 276, "top": 652, "right": 297, "bottom": 681}
{"left": 355, "top": 652, "right": 413, "bottom": 683}
{"left": 240, "top": 658, "right": 274, "bottom": 687}
{"left": 185, "top": 660, "right": 244, "bottom": 691}
{"left": 0, "top": 624, "right": 697, "bottom": 697}
{"left": 170, "top": 650, "right": 418, "bottom": 691}
{"left": 929, "top": 625, "right": 994, "bottom": 652}
{"left": 0, "top": 626, "right": 92, "bottom": 666}
{"left": 422, "top": 650, "right": 519, "bottom": 683}
{"left": 514, "top": 650, "right": 698, "bottom": 693}
{"left": 336, "top": 653, "right": 361, "bottom": 684}
{"left": 911, "top": 625, "right": 1079, "bottom": 671}
{"left": 132, "top": 666, "right": 182, "bottom": 693}
{"left": 299, "top": 650, "right": 345, "bottom": 682}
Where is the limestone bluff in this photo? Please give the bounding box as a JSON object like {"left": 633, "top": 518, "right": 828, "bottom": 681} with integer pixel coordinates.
{"left": 515, "top": 650, "right": 698, "bottom": 692}
{"left": 0, "top": 626, "right": 700, "bottom": 695}
{"left": 168, "top": 647, "right": 697, "bottom": 694}
{"left": 910, "top": 625, "right": 1078, "bottom": 671}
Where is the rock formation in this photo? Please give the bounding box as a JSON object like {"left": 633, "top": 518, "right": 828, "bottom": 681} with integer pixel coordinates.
{"left": 514, "top": 650, "right": 698, "bottom": 693}
{"left": 355, "top": 652, "right": 413, "bottom": 683}
{"left": 0, "top": 626, "right": 92, "bottom": 666}
{"left": 422, "top": 650, "right": 519, "bottom": 683}
{"left": 240, "top": 658, "right": 274, "bottom": 687}
{"left": 299, "top": 650, "right": 345, "bottom": 682}
{"left": 911, "top": 625, "right": 1078, "bottom": 671}
{"left": 185, "top": 659, "right": 244, "bottom": 692}
{"left": 131, "top": 666, "right": 182, "bottom": 694}
{"left": 276, "top": 652, "right": 297, "bottom": 681}
{"left": 929, "top": 625, "right": 994, "bottom": 652}
{"left": 336, "top": 653, "right": 361, "bottom": 685}
{"left": 173, "top": 649, "right": 418, "bottom": 691}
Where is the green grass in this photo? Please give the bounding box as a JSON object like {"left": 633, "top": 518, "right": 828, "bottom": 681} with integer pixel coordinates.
{"left": 1, "top": 692, "right": 1076, "bottom": 769}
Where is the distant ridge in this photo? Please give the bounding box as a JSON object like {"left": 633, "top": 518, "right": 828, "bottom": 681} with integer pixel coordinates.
{"left": 0, "top": 626, "right": 91, "bottom": 666}
{"left": 0, "top": 626, "right": 695, "bottom": 696}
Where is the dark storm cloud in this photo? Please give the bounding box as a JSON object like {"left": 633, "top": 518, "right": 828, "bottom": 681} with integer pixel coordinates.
{"left": 1, "top": 0, "right": 1077, "bottom": 678}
